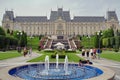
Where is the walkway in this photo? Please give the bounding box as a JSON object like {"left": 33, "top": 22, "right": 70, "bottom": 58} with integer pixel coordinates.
{"left": 0, "top": 52, "right": 41, "bottom": 68}
{"left": 77, "top": 54, "right": 120, "bottom": 80}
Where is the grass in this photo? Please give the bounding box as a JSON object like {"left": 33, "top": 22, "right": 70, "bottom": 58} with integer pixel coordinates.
{"left": 0, "top": 50, "right": 22, "bottom": 60}
{"left": 28, "top": 50, "right": 83, "bottom": 62}
{"left": 100, "top": 50, "right": 120, "bottom": 62}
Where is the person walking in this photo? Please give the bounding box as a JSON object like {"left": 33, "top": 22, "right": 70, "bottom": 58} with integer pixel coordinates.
{"left": 23, "top": 47, "right": 28, "bottom": 57}
{"left": 82, "top": 48, "right": 85, "bottom": 56}
{"left": 28, "top": 47, "right": 32, "bottom": 57}
{"left": 97, "top": 48, "right": 101, "bottom": 59}
{"left": 93, "top": 48, "right": 97, "bottom": 59}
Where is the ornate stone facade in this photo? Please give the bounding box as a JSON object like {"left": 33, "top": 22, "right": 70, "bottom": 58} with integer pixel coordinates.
{"left": 2, "top": 8, "right": 119, "bottom": 36}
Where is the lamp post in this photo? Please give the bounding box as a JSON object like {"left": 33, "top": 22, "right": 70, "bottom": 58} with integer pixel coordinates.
{"left": 97, "top": 31, "right": 103, "bottom": 49}
{"left": 17, "top": 31, "right": 23, "bottom": 53}
{"left": 87, "top": 35, "right": 91, "bottom": 49}
{"left": 97, "top": 31, "right": 102, "bottom": 59}
{"left": 30, "top": 34, "right": 34, "bottom": 47}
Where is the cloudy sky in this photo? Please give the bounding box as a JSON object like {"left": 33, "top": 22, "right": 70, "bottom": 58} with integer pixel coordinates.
{"left": 0, "top": 0, "right": 120, "bottom": 25}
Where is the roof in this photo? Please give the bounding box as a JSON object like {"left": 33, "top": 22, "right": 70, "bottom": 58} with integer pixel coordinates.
{"left": 14, "top": 16, "right": 48, "bottom": 22}
{"left": 72, "top": 16, "right": 105, "bottom": 22}
{"left": 107, "top": 11, "right": 118, "bottom": 21}
{"left": 50, "top": 8, "right": 71, "bottom": 22}
{"left": 4, "top": 11, "right": 14, "bottom": 20}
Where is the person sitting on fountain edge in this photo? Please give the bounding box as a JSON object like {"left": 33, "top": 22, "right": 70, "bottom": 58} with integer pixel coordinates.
{"left": 79, "top": 60, "right": 84, "bottom": 66}
{"left": 79, "top": 59, "right": 93, "bottom": 66}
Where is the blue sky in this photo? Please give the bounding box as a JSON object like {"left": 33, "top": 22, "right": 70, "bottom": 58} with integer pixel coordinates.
{"left": 0, "top": 0, "right": 120, "bottom": 25}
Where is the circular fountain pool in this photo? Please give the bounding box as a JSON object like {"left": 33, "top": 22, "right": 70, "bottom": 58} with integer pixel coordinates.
{"left": 9, "top": 63, "right": 103, "bottom": 80}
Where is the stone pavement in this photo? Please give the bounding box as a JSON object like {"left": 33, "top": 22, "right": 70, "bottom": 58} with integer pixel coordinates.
{"left": 0, "top": 52, "right": 41, "bottom": 68}
{"left": 76, "top": 54, "right": 120, "bottom": 80}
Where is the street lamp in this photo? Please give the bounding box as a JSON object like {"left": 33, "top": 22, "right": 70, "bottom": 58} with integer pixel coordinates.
{"left": 97, "top": 31, "right": 103, "bottom": 49}
{"left": 97, "top": 31, "right": 103, "bottom": 59}
{"left": 17, "top": 31, "right": 23, "bottom": 53}
{"left": 30, "top": 34, "right": 34, "bottom": 47}
{"left": 87, "top": 35, "right": 91, "bottom": 49}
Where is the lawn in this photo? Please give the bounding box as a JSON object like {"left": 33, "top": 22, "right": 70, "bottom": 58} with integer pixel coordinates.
{"left": 0, "top": 51, "right": 22, "bottom": 60}
{"left": 100, "top": 50, "right": 120, "bottom": 62}
{"left": 28, "top": 50, "right": 83, "bottom": 62}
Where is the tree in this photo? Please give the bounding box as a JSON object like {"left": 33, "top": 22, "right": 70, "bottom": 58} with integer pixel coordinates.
{"left": 109, "top": 37, "right": 115, "bottom": 48}
{"left": 7, "top": 29, "right": 10, "bottom": 34}
{"left": 102, "top": 28, "right": 114, "bottom": 38}
{"left": 113, "top": 36, "right": 120, "bottom": 52}
{"left": 115, "top": 36, "right": 120, "bottom": 46}
{"left": 19, "top": 31, "right": 27, "bottom": 47}
{"left": 93, "top": 34, "right": 99, "bottom": 48}
{"left": 102, "top": 38, "right": 110, "bottom": 48}
{"left": 10, "top": 30, "right": 14, "bottom": 35}
{"left": 0, "top": 27, "right": 6, "bottom": 36}
{"left": 0, "top": 35, "right": 6, "bottom": 49}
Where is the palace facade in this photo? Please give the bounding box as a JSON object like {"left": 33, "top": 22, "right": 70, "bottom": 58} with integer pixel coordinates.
{"left": 2, "top": 8, "right": 119, "bottom": 36}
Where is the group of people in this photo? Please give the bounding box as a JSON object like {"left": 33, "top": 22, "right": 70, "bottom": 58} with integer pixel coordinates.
{"left": 81, "top": 48, "right": 101, "bottom": 59}
{"left": 78, "top": 59, "right": 93, "bottom": 66}
{"left": 23, "top": 47, "right": 32, "bottom": 57}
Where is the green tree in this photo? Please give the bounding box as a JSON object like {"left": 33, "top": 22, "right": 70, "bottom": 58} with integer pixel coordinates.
{"left": 110, "top": 37, "right": 115, "bottom": 48}
{"left": 102, "top": 28, "right": 114, "bottom": 38}
{"left": 115, "top": 36, "right": 120, "bottom": 46}
{"left": 7, "top": 29, "right": 10, "bottom": 34}
{"left": 102, "top": 38, "right": 110, "bottom": 47}
{"left": 20, "top": 31, "right": 27, "bottom": 47}
{"left": 0, "top": 35, "right": 6, "bottom": 49}
{"left": 93, "top": 34, "right": 99, "bottom": 48}
{"left": 113, "top": 36, "right": 120, "bottom": 52}
{"left": 0, "top": 27, "right": 6, "bottom": 36}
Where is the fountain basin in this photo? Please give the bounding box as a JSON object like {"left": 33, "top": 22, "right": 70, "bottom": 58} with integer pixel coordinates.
{"left": 9, "top": 63, "right": 103, "bottom": 80}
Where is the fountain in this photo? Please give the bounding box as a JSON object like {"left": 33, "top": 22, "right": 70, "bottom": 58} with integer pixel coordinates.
{"left": 42, "top": 55, "right": 49, "bottom": 75}
{"left": 64, "top": 55, "right": 68, "bottom": 75}
{"left": 56, "top": 54, "right": 59, "bottom": 69}
{"left": 9, "top": 54, "right": 104, "bottom": 80}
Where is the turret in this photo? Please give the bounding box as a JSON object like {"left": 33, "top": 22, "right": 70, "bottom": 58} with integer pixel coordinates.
{"left": 106, "top": 11, "right": 119, "bottom": 35}
{"left": 106, "top": 11, "right": 118, "bottom": 21}
{"left": 2, "top": 11, "right": 14, "bottom": 30}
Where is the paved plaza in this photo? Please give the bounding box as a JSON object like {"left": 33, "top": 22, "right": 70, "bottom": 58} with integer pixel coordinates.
{"left": 77, "top": 54, "right": 120, "bottom": 80}
{"left": 0, "top": 52, "right": 41, "bottom": 68}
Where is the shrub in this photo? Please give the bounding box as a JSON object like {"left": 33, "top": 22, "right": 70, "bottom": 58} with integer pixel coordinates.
{"left": 65, "top": 50, "right": 76, "bottom": 53}
{"left": 51, "top": 54, "right": 65, "bottom": 59}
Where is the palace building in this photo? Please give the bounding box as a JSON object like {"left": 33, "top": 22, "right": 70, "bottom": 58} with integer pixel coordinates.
{"left": 2, "top": 8, "right": 119, "bottom": 36}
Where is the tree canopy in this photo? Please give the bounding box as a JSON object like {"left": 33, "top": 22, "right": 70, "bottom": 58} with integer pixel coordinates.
{"left": 0, "top": 27, "right": 6, "bottom": 36}
{"left": 102, "top": 28, "right": 114, "bottom": 38}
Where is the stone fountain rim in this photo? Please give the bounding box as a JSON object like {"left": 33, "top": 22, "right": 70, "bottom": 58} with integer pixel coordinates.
{"left": 0, "top": 62, "right": 115, "bottom": 80}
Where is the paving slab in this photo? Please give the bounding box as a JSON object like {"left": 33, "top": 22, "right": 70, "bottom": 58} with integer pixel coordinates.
{"left": 76, "top": 54, "right": 120, "bottom": 80}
